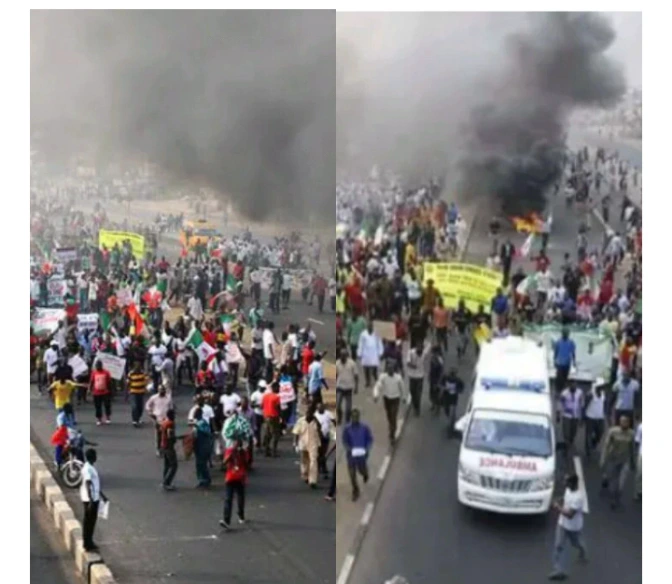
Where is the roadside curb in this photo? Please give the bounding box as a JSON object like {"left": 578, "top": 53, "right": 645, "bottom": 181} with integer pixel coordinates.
{"left": 337, "top": 211, "right": 480, "bottom": 584}
{"left": 30, "top": 442, "right": 118, "bottom": 584}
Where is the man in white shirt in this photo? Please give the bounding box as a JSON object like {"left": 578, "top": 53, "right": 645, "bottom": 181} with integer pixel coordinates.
{"left": 148, "top": 339, "right": 167, "bottom": 390}
{"left": 357, "top": 323, "right": 383, "bottom": 388}
{"left": 584, "top": 380, "right": 606, "bottom": 459}
{"left": 80, "top": 448, "right": 107, "bottom": 552}
{"left": 549, "top": 474, "right": 587, "bottom": 580}
{"left": 281, "top": 272, "right": 292, "bottom": 309}
{"left": 186, "top": 294, "right": 204, "bottom": 322}
{"left": 262, "top": 322, "right": 276, "bottom": 381}
{"left": 44, "top": 342, "right": 60, "bottom": 389}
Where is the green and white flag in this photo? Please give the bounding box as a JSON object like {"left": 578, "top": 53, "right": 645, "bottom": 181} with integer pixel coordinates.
{"left": 186, "top": 327, "right": 217, "bottom": 363}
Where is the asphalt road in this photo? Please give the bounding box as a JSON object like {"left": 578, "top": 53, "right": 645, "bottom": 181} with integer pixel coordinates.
{"left": 29, "top": 298, "right": 336, "bottom": 584}
{"left": 31, "top": 490, "right": 78, "bottom": 584}
{"left": 347, "top": 170, "right": 642, "bottom": 583}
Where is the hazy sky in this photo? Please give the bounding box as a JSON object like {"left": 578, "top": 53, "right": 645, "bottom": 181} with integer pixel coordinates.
{"left": 607, "top": 11, "right": 642, "bottom": 88}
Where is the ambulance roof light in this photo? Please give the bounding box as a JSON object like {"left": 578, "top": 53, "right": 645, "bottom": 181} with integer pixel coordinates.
{"left": 480, "top": 378, "right": 545, "bottom": 393}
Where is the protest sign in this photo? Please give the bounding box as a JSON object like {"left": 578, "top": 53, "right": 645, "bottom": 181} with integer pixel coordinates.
{"left": 77, "top": 313, "right": 99, "bottom": 333}
{"left": 423, "top": 262, "right": 503, "bottom": 313}
{"left": 32, "top": 308, "right": 65, "bottom": 335}
{"left": 95, "top": 353, "right": 127, "bottom": 380}
{"left": 47, "top": 275, "right": 67, "bottom": 306}
{"left": 373, "top": 320, "right": 396, "bottom": 341}
{"left": 522, "top": 324, "right": 615, "bottom": 383}
{"left": 54, "top": 247, "right": 78, "bottom": 264}
{"left": 279, "top": 377, "right": 296, "bottom": 405}
{"left": 68, "top": 354, "right": 89, "bottom": 378}
{"left": 257, "top": 268, "right": 313, "bottom": 291}
{"left": 99, "top": 230, "right": 145, "bottom": 260}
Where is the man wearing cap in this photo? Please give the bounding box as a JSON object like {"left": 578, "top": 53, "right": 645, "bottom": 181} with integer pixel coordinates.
{"left": 250, "top": 380, "right": 268, "bottom": 449}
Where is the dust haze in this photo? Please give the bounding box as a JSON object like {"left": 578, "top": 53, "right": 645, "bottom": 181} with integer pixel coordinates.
{"left": 337, "top": 12, "right": 635, "bottom": 214}
{"left": 31, "top": 10, "right": 336, "bottom": 225}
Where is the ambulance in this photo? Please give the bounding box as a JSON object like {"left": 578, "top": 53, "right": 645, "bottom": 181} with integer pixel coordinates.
{"left": 455, "top": 336, "right": 557, "bottom": 514}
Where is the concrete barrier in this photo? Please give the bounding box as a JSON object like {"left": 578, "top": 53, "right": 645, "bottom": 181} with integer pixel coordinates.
{"left": 30, "top": 442, "right": 118, "bottom": 583}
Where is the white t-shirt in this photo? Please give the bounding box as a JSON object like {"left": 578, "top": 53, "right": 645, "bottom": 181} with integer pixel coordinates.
{"left": 220, "top": 393, "right": 242, "bottom": 416}
{"left": 558, "top": 488, "right": 584, "bottom": 531}
{"left": 584, "top": 391, "right": 605, "bottom": 420}
{"left": 282, "top": 274, "right": 292, "bottom": 291}
{"left": 80, "top": 462, "right": 101, "bottom": 503}
{"left": 635, "top": 423, "right": 642, "bottom": 456}
{"left": 262, "top": 329, "right": 275, "bottom": 360}
{"left": 148, "top": 345, "right": 167, "bottom": 370}
{"left": 315, "top": 410, "right": 334, "bottom": 438}
{"left": 188, "top": 404, "right": 215, "bottom": 424}
{"left": 45, "top": 347, "right": 60, "bottom": 374}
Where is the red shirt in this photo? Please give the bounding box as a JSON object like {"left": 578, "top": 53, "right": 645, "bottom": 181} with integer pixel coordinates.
{"left": 301, "top": 346, "right": 315, "bottom": 376}
{"left": 90, "top": 369, "right": 112, "bottom": 396}
{"left": 224, "top": 447, "right": 249, "bottom": 483}
{"left": 30, "top": 335, "right": 38, "bottom": 357}
{"left": 196, "top": 370, "right": 214, "bottom": 387}
{"left": 203, "top": 330, "right": 216, "bottom": 348}
{"left": 262, "top": 392, "right": 281, "bottom": 419}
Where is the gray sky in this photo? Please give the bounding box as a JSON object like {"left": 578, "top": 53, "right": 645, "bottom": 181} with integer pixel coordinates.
{"left": 607, "top": 11, "right": 642, "bottom": 88}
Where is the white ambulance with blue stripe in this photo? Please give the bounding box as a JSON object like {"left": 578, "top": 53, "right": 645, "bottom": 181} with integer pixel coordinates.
{"left": 455, "top": 337, "right": 557, "bottom": 514}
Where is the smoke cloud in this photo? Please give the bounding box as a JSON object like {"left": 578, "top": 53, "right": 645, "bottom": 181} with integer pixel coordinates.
{"left": 337, "top": 12, "right": 628, "bottom": 213}
{"left": 31, "top": 10, "right": 336, "bottom": 225}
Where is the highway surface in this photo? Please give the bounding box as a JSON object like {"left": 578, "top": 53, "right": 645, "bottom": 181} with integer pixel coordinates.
{"left": 30, "top": 290, "right": 335, "bottom": 584}
{"left": 347, "top": 152, "right": 642, "bottom": 584}
{"left": 31, "top": 490, "right": 78, "bottom": 584}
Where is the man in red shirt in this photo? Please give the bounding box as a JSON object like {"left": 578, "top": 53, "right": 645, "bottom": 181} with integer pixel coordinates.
{"left": 89, "top": 360, "right": 113, "bottom": 425}
{"left": 261, "top": 382, "right": 282, "bottom": 457}
{"left": 219, "top": 440, "right": 249, "bottom": 531}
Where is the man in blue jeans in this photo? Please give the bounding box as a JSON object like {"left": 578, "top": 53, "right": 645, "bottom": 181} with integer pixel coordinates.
{"left": 553, "top": 328, "right": 576, "bottom": 394}
{"left": 549, "top": 473, "right": 588, "bottom": 580}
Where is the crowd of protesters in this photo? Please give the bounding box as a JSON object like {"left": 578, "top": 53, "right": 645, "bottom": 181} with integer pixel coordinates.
{"left": 30, "top": 169, "right": 337, "bottom": 534}
{"left": 334, "top": 147, "right": 642, "bottom": 508}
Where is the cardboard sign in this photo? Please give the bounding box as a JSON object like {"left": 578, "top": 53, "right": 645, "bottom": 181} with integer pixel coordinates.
{"left": 68, "top": 354, "right": 89, "bottom": 378}
{"left": 279, "top": 378, "right": 296, "bottom": 405}
{"left": 77, "top": 313, "right": 99, "bottom": 333}
{"left": 32, "top": 308, "right": 66, "bottom": 335}
{"left": 373, "top": 320, "right": 396, "bottom": 342}
{"left": 54, "top": 247, "right": 78, "bottom": 264}
{"left": 95, "top": 353, "right": 127, "bottom": 380}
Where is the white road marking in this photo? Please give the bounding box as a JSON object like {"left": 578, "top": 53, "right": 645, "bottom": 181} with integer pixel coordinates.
{"left": 337, "top": 554, "right": 355, "bottom": 584}
{"left": 573, "top": 456, "right": 590, "bottom": 514}
{"left": 99, "top": 534, "right": 219, "bottom": 545}
{"left": 361, "top": 502, "right": 374, "bottom": 526}
{"left": 308, "top": 318, "right": 325, "bottom": 326}
{"left": 395, "top": 416, "right": 404, "bottom": 439}
{"left": 377, "top": 455, "right": 391, "bottom": 481}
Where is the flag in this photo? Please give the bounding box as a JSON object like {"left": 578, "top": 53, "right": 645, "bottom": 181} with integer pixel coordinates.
{"left": 225, "top": 274, "right": 238, "bottom": 292}
{"left": 99, "top": 310, "right": 112, "bottom": 331}
{"left": 127, "top": 302, "right": 144, "bottom": 336}
{"left": 519, "top": 233, "right": 535, "bottom": 258}
{"left": 186, "top": 327, "right": 217, "bottom": 363}
{"left": 220, "top": 313, "right": 236, "bottom": 333}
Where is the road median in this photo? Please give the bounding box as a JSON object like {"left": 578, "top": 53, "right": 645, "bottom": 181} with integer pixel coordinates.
{"left": 30, "top": 442, "right": 118, "bottom": 584}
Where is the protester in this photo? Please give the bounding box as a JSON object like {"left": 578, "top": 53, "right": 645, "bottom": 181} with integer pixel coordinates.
{"left": 548, "top": 474, "right": 588, "bottom": 580}
{"left": 341, "top": 409, "right": 373, "bottom": 501}
{"left": 80, "top": 448, "right": 108, "bottom": 552}
{"left": 220, "top": 438, "right": 249, "bottom": 531}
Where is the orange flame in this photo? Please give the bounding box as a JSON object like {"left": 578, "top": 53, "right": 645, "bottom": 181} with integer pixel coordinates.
{"left": 510, "top": 213, "right": 543, "bottom": 234}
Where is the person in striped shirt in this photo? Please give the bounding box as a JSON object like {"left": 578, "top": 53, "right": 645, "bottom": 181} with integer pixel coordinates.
{"left": 127, "top": 362, "right": 149, "bottom": 427}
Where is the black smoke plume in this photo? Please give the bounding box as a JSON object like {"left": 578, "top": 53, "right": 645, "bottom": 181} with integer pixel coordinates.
{"left": 459, "top": 12, "right": 627, "bottom": 215}
{"left": 31, "top": 10, "right": 335, "bottom": 225}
